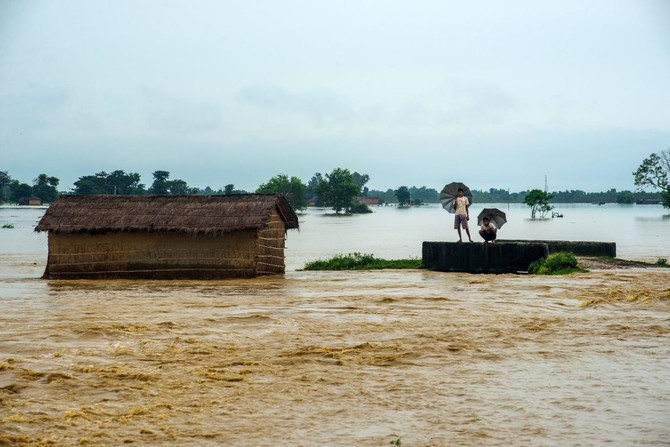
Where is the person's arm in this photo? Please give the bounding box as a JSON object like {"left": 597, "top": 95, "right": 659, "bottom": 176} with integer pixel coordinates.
{"left": 466, "top": 203, "right": 470, "bottom": 220}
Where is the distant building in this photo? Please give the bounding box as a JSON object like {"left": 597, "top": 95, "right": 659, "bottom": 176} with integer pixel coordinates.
{"left": 19, "top": 197, "right": 43, "bottom": 206}
{"left": 359, "top": 196, "right": 380, "bottom": 206}
{"left": 35, "top": 194, "right": 299, "bottom": 279}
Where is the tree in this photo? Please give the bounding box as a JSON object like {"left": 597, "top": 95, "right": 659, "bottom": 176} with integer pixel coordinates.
{"left": 107, "top": 170, "right": 145, "bottom": 195}
{"left": 9, "top": 180, "right": 33, "bottom": 203}
{"left": 149, "top": 170, "right": 171, "bottom": 195}
{"left": 32, "top": 174, "right": 59, "bottom": 203}
{"left": 73, "top": 171, "right": 108, "bottom": 195}
{"left": 617, "top": 191, "right": 635, "bottom": 204}
{"left": 167, "top": 179, "right": 191, "bottom": 195}
{"left": 352, "top": 172, "right": 370, "bottom": 196}
{"left": 306, "top": 173, "right": 327, "bottom": 206}
{"left": 224, "top": 184, "right": 235, "bottom": 195}
{"left": 73, "top": 171, "right": 145, "bottom": 195}
{"left": 634, "top": 150, "right": 670, "bottom": 208}
{"left": 394, "top": 186, "right": 411, "bottom": 206}
{"left": 316, "top": 168, "right": 361, "bottom": 214}
{"left": 256, "top": 174, "right": 308, "bottom": 211}
{"left": 146, "top": 170, "right": 195, "bottom": 195}
{"left": 0, "top": 171, "right": 12, "bottom": 203}
{"left": 523, "top": 189, "right": 553, "bottom": 219}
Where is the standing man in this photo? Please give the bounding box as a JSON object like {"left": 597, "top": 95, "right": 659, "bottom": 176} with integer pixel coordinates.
{"left": 453, "top": 188, "right": 473, "bottom": 242}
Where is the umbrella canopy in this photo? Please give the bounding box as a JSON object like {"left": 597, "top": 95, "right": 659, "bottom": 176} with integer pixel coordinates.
{"left": 477, "top": 208, "right": 507, "bottom": 229}
{"left": 440, "top": 182, "right": 472, "bottom": 213}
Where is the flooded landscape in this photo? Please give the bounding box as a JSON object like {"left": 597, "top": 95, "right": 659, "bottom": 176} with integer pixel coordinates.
{"left": 1, "top": 205, "right": 669, "bottom": 446}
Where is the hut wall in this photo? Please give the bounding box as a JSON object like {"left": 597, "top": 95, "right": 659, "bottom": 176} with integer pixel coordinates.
{"left": 44, "top": 230, "right": 259, "bottom": 279}
{"left": 255, "top": 210, "right": 288, "bottom": 275}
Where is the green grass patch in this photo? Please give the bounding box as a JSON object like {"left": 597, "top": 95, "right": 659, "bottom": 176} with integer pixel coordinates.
{"left": 303, "top": 252, "right": 424, "bottom": 271}
{"left": 592, "top": 256, "right": 670, "bottom": 268}
{"left": 528, "top": 252, "right": 587, "bottom": 275}
{"left": 1, "top": 224, "right": 15, "bottom": 229}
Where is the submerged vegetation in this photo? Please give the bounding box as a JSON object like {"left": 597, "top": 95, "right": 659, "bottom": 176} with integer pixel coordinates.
{"left": 528, "top": 252, "right": 587, "bottom": 275}
{"left": 303, "top": 252, "right": 424, "bottom": 271}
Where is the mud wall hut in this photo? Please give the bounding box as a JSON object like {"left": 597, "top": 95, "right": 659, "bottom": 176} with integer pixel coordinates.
{"left": 35, "top": 194, "right": 299, "bottom": 279}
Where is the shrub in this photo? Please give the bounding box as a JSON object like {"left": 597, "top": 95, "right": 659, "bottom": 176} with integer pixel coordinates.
{"left": 348, "top": 203, "right": 373, "bottom": 214}
{"left": 304, "top": 252, "right": 423, "bottom": 270}
{"left": 656, "top": 258, "right": 668, "bottom": 266}
{"left": 528, "top": 252, "right": 582, "bottom": 275}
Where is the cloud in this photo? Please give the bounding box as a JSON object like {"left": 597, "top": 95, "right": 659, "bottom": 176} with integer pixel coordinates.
{"left": 235, "top": 84, "right": 353, "bottom": 126}
{"left": 142, "top": 88, "right": 222, "bottom": 133}
{"left": 0, "top": 85, "right": 72, "bottom": 131}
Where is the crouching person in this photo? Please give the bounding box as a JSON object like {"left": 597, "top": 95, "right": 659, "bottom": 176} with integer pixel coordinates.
{"left": 479, "top": 217, "right": 497, "bottom": 243}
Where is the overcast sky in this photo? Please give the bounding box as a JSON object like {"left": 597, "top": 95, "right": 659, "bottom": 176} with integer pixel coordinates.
{"left": 1, "top": 0, "right": 669, "bottom": 193}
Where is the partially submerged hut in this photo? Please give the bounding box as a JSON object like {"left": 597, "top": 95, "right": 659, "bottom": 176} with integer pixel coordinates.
{"left": 35, "top": 194, "right": 299, "bottom": 279}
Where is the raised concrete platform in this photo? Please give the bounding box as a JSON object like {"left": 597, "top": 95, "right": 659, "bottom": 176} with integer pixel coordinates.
{"left": 422, "top": 241, "right": 549, "bottom": 274}
{"left": 498, "top": 240, "right": 616, "bottom": 257}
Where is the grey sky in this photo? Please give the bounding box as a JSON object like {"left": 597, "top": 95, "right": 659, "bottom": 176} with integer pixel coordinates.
{"left": 1, "top": 0, "right": 669, "bottom": 193}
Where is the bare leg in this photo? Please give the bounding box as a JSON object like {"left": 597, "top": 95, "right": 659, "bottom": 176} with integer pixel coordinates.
{"left": 457, "top": 227, "right": 462, "bottom": 242}
{"left": 466, "top": 228, "right": 473, "bottom": 242}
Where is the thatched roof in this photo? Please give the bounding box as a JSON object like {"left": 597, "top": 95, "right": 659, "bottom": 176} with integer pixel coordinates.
{"left": 35, "top": 194, "right": 299, "bottom": 235}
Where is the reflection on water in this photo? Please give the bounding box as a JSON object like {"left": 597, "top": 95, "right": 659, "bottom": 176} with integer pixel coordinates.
{"left": 1, "top": 205, "right": 670, "bottom": 445}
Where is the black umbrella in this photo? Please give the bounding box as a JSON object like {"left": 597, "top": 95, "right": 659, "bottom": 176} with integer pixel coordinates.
{"left": 477, "top": 208, "right": 507, "bottom": 229}
{"left": 440, "top": 182, "right": 472, "bottom": 213}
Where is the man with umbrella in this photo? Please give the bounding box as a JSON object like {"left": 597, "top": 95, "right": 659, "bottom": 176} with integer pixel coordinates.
{"left": 479, "top": 217, "right": 497, "bottom": 243}
{"left": 453, "top": 188, "right": 473, "bottom": 242}
{"left": 477, "top": 208, "right": 507, "bottom": 243}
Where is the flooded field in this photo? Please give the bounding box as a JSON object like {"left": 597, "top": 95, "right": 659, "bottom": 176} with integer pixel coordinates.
{"left": 1, "top": 205, "right": 670, "bottom": 445}
{"left": 2, "top": 263, "right": 669, "bottom": 446}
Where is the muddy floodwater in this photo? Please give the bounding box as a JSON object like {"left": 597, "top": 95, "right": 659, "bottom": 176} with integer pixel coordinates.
{"left": 1, "top": 205, "right": 670, "bottom": 446}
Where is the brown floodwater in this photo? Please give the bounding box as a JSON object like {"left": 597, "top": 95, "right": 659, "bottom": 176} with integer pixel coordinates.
{"left": 1, "top": 257, "right": 669, "bottom": 446}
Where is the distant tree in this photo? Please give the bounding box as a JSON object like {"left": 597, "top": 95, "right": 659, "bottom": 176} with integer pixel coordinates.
{"left": 634, "top": 150, "right": 670, "bottom": 208}
{"left": 9, "top": 180, "right": 33, "bottom": 203}
{"left": 146, "top": 171, "right": 195, "bottom": 195}
{"left": 149, "top": 170, "right": 171, "bottom": 195}
{"left": 617, "top": 191, "right": 635, "bottom": 204}
{"left": 352, "top": 172, "right": 370, "bottom": 196}
{"left": 168, "top": 179, "right": 192, "bottom": 195}
{"left": 306, "top": 173, "right": 327, "bottom": 206}
{"left": 394, "top": 186, "right": 411, "bottom": 206}
{"left": 107, "top": 170, "right": 145, "bottom": 195}
{"left": 409, "top": 186, "right": 439, "bottom": 203}
{"left": 73, "top": 172, "right": 108, "bottom": 195}
{"left": 0, "top": 171, "right": 12, "bottom": 203}
{"left": 523, "top": 189, "right": 553, "bottom": 219}
{"left": 256, "top": 174, "right": 307, "bottom": 211}
{"left": 32, "top": 174, "right": 59, "bottom": 203}
{"left": 316, "top": 168, "right": 361, "bottom": 214}
{"left": 224, "top": 184, "right": 235, "bottom": 195}
{"left": 73, "top": 171, "right": 145, "bottom": 195}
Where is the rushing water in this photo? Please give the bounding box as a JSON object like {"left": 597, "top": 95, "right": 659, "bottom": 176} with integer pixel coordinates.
{"left": 1, "top": 205, "right": 669, "bottom": 446}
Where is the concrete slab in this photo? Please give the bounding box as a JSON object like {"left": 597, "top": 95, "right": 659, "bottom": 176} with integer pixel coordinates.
{"left": 422, "top": 241, "right": 549, "bottom": 273}
{"left": 499, "top": 240, "right": 616, "bottom": 257}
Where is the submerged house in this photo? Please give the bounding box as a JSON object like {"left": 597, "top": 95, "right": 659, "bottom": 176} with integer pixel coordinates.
{"left": 35, "top": 194, "right": 299, "bottom": 279}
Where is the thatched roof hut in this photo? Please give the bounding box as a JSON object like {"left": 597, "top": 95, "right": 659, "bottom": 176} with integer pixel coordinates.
{"left": 35, "top": 194, "right": 299, "bottom": 279}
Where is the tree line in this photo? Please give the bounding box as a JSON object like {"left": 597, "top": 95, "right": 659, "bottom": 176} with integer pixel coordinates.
{"left": 2, "top": 150, "right": 668, "bottom": 211}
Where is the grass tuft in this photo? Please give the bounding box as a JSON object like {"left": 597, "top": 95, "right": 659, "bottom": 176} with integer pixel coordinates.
{"left": 303, "top": 252, "right": 423, "bottom": 271}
